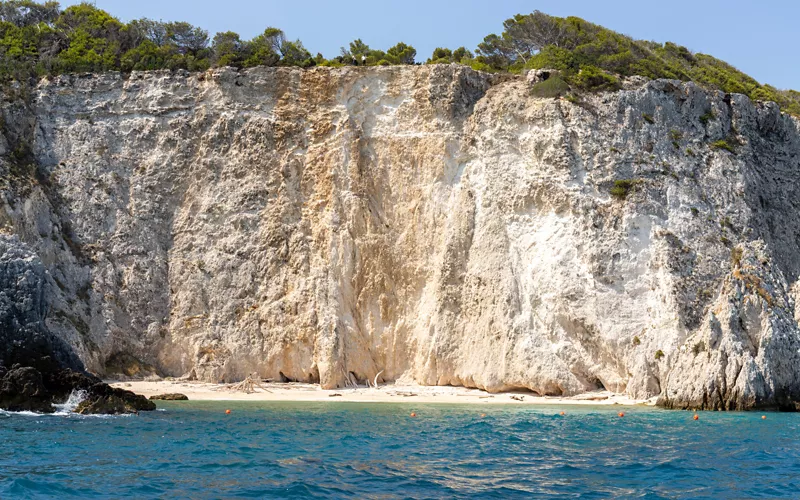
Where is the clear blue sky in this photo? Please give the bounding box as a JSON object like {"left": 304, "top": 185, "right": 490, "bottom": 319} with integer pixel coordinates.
{"left": 62, "top": 0, "right": 798, "bottom": 90}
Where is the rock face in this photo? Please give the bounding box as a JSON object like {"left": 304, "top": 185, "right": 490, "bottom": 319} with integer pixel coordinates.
{"left": 3, "top": 64, "right": 800, "bottom": 409}
{"left": 0, "top": 236, "right": 155, "bottom": 413}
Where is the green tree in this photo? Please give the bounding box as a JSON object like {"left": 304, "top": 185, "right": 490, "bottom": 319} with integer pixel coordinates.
{"left": 427, "top": 46, "right": 472, "bottom": 64}
{"left": 427, "top": 47, "right": 451, "bottom": 64}
{"left": 0, "top": 0, "right": 59, "bottom": 27}
{"left": 128, "top": 18, "right": 168, "bottom": 47}
{"left": 340, "top": 38, "right": 369, "bottom": 63}
{"left": 53, "top": 4, "right": 129, "bottom": 72}
{"left": 385, "top": 42, "right": 415, "bottom": 64}
{"left": 476, "top": 33, "right": 516, "bottom": 70}
{"left": 164, "top": 21, "right": 208, "bottom": 55}
{"left": 211, "top": 30, "right": 245, "bottom": 67}
{"left": 242, "top": 27, "right": 284, "bottom": 67}
{"left": 278, "top": 39, "right": 313, "bottom": 67}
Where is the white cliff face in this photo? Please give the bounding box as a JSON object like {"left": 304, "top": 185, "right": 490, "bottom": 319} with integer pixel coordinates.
{"left": 3, "top": 65, "right": 800, "bottom": 409}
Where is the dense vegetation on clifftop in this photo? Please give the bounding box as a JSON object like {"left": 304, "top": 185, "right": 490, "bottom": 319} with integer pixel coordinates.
{"left": 0, "top": 1, "right": 797, "bottom": 115}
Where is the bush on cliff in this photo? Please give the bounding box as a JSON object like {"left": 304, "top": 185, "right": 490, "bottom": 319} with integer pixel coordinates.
{"left": 478, "top": 10, "right": 799, "bottom": 114}
{"left": 0, "top": 1, "right": 796, "bottom": 115}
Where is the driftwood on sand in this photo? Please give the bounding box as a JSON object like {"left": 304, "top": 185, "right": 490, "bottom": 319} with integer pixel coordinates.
{"left": 226, "top": 375, "right": 272, "bottom": 394}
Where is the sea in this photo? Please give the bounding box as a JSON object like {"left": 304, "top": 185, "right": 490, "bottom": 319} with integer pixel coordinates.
{"left": 0, "top": 400, "right": 797, "bottom": 499}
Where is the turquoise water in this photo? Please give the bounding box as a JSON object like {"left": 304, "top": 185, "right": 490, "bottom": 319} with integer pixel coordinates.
{"left": 1, "top": 402, "right": 798, "bottom": 499}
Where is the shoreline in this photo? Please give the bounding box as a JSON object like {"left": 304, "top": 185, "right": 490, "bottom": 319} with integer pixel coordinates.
{"left": 109, "top": 380, "right": 657, "bottom": 407}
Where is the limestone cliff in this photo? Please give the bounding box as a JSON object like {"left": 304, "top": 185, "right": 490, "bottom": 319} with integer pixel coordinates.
{"left": 2, "top": 64, "right": 800, "bottom": 410}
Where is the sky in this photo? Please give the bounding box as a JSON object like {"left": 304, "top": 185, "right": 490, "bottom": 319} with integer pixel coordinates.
{"left": 62, "top": 0, "right": 799, "bottom": 90}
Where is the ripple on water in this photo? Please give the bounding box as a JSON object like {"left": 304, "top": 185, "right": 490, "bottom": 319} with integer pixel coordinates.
{"left": 1, "top": 403, "right": 799, "bottom": 498}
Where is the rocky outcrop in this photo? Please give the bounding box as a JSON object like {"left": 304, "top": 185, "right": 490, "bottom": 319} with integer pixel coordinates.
{"left": 3, "top": 65, "right": 800, "bottom": 410}
{"left": 0, "top": 236, "right": 154, "bottom": 413}
{"left": 75, "top": 384, "right": 155, "bottom": 414}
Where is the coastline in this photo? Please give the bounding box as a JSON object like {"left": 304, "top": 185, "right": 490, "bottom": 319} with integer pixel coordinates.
{"left": 109, "top": 380, "right": 656, "bottom": 406}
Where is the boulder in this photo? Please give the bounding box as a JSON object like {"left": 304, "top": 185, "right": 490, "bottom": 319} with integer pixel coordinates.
{"left": 76, "top": 384, "right": 156, "bottom": 414}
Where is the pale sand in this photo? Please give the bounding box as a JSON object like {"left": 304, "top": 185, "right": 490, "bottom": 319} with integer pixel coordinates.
{"left": 109, "top": 380, "right": 657, "bottom": 407}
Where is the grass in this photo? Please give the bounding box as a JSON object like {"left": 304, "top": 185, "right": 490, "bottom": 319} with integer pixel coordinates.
{"left": 642, "top": 113, "right": 655, "bottom": 124}
{"left": 699, "top": 111, "right": 715, "bottom": 125}
{"left": 655, "top": 350, "right": 665, "bottom": 360}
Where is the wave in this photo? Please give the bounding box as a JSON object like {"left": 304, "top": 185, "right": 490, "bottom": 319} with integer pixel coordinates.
{"left": 0, "top": 390, "right": 131, "bottom": 418}
{"left": 52, "top": 389, "right": 88, "bottom": 414}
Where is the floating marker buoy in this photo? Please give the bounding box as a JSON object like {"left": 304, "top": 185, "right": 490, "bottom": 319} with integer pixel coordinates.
{"left": 693, "top": 414, "right": 699, "bottom": 420}
{"left": 480, "top": 413, "right": 486, "bottom": 418}
{"left": 410, "top": 412, "right": 417, "bottom": 417}
{"left": 560, "top": 411, "right": 565, "bottom": 416}
{"left": 618, "top": 412, "right": 625, "bottom": 417}
{"left": 225, "top": 409, "right": 231, "bottom": 415}
{"left": 762, "top": 415, "right": 767, "bottom": 420}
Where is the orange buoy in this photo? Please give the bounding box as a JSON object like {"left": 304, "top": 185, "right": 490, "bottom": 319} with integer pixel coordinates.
{"left": 480, "top": 413, "right": 486, "bottom": 418}
{"left": 225, "top": 409, "right": 231, "bottom": 415}
{"left": 693, "top": 414, "right": 699, "bottom": 420}
{"left": 618, "top": 412, "right": 625, "bottom": 417}
{"left": 559, "top": 411, "right": 565, "bottom": 416}
{"left": 410, "top": 412, "right": 417, "bottom": 417}
{"left": 762, "top": 415, "right": 767, "bottom": 420}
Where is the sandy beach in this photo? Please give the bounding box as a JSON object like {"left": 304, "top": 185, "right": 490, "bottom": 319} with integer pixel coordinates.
{"left": 109, "top": 380, "right": 656, "bottom": 406}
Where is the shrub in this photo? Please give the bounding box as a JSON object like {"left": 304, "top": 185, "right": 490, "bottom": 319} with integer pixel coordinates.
{"left": 632, "top": 336, "right": 641, "bottom": 346}
{"left": 530, "top": 74, "right": 570, "bottom": 98}
{"left": 642, "top": 113, "right": 655, "bottom": 124}
{"left": 710, "top": 140, "right": 735, "bottom": 153}
{"left": 571, "top": 65, "right": 620, "bottom": 91}
{"left": 692, "top": 341, "right": 705, "bottom": 356}
{"left": 654, "top": 350, "right": 664, "bottom": 360}
{"left": 610, "top": 179, "right": 641, "bottom": 200}
{"left": 699, "top": 111, "right": 715, "bottom": 125}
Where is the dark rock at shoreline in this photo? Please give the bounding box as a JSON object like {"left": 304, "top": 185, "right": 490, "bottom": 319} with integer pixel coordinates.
{"left": 76, "top": 384, "right": 156, "bottom": 414}
{"left": 150, "top": 393, "right": 189, "bottom": 401}
{"left": 0, "top": 366, "right": 53, "bottom": 412}
{"left": 0, "top": 236, "right": 155, "bottom": 414}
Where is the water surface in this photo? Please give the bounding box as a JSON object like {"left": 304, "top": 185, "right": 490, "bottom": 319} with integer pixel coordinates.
{"left": 0, "top": 402, "right": 797, "bottom": 498}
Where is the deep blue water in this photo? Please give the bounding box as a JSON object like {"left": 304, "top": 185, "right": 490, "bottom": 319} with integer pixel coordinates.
{"left": 1, "top": 402, "right": 798, "bottom": 499}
